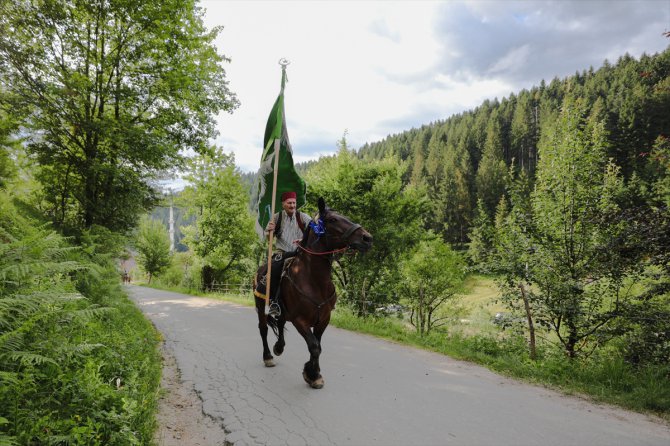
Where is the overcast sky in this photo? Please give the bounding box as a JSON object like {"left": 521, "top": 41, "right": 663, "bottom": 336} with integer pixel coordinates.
{"left": 199, "top": 0, "right": 670, "bottom": 173}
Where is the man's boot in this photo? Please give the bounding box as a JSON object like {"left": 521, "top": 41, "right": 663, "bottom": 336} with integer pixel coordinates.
{"left": 268, "top": 299, "right": 281, "bottom": 317}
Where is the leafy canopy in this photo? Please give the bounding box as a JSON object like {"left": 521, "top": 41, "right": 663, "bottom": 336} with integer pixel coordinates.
{"left": 0, "top": 0, "right": 238, "bottom": 231}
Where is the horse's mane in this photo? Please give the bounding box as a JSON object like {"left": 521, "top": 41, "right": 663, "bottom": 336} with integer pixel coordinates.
{"left": 299, "top": 222, "right": 311, "bottom": 247}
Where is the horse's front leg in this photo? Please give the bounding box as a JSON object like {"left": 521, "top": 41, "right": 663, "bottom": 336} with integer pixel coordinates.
{"left": 256, "top": 298, "right": 275, "bottom": 367}
{"left": 294, "top": 322, "right": 323, "bottom": 389}
{"left": 273, "top": 316, "right": 286, "bottom": 356}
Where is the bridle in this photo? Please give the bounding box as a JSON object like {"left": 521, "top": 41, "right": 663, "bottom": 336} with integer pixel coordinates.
{"left": 297, "top": 213, "right": 362, "bottom": 257}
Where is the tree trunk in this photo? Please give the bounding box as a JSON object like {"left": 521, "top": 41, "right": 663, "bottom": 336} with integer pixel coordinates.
{"left": 202, "top": 265, "right": 214, "bottom": 291}
{"left": 519, "top": 282, "right": 537, "bottom": 360}
{"left": 566, "top": 321, "right": 578, "bottom": 358}
{"left": 419, "top": 285, "right": 425, "bottom": 336}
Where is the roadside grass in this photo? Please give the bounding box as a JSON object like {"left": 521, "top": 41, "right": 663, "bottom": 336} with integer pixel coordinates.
{"left": 141, "top": 279, "right": 670, "bottom": 422}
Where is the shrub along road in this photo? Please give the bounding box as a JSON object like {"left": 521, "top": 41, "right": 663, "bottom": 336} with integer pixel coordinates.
{"left": 128, "top": 285, "right": 669, "bottom": 446}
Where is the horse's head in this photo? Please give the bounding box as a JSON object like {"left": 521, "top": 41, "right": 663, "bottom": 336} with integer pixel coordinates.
{"left": 312, "top": 197, "right": 373, "bottom": 253}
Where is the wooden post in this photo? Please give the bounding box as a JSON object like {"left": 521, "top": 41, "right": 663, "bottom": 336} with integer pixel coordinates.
{"left": 264, "top": 138, "right": 281, "bottom": 305}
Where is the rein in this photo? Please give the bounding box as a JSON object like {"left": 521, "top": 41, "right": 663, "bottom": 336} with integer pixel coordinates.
{"left": 297, "top": 219, "right": 361, "bottom": 256}
{"left": 297, "top": 244, "right": 349, "bottom": 256}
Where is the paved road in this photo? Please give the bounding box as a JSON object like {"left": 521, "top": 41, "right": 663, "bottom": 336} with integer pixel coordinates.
{"left": 129, "top": 286, "right": 670, "bottom": 446}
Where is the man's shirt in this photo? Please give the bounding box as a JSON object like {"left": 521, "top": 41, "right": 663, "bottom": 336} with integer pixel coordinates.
{"left": 273, "top": 210, "right": 311, "bottom": 252}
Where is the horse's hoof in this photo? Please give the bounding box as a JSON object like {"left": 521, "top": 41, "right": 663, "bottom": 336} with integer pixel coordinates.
{"left": 264, "top": 359, "right": 275, "bottom": 367}
{"left": 273, "top": 344, "right": 284, "bottom": 356}
{"left": 302, "top": 371, "right": 324, "bottom": 388}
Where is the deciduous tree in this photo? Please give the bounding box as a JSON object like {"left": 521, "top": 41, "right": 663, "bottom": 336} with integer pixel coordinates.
{"left": 180, "top": 148, "right": 257, "bottom": 288}
{"left": 529, "top": 98, "right": 630, "bottom": 358}
{"left": 400, "top": 238, "right": 466, "bottom": 336}
{"left": 306, "top": 147, "right": 429, "bottom": 315}
{"left": 0, "top": 0, "right": 238, "bottom": 231}
{"left": 135, "top": 216, "right": 171, "bottom": 284}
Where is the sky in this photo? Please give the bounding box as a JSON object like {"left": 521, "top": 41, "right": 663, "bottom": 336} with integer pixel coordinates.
{"left": 199, "top": 0, "right": 670, "bottom": 174}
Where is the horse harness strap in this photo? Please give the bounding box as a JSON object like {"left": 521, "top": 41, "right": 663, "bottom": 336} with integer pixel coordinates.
{"left": 285, "top": 271, "right": 337, "bottom": 312}
{"left": 340, "top": 223, "right": 361, "bottom": 242}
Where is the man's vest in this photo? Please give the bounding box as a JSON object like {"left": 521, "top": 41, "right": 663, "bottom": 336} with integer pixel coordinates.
{"left": 274, "top": 211, "right": 306, "bottom": 239}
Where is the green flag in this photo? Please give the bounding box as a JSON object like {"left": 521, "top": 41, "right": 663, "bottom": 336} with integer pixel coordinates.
{"left": 255, "top": 66, "right": 307, "bottom": 238}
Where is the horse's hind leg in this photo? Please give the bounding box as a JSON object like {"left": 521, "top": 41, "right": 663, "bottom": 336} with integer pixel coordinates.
{"left": 255, "top": 298, "right": 275, "bottom": 367}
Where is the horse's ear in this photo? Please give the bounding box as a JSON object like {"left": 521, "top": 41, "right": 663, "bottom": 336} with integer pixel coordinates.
{"left": 318, "top": 197, "right": 326, "bottom": 214}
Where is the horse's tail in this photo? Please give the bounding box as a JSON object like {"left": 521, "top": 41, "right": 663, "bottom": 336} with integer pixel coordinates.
{"left": 266, "top": 314, "right": 279, "bottom": 337}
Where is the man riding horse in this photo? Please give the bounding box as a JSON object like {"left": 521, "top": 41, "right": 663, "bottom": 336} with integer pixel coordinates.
{"left": 253, "top": 196, "right": 372, "bottom": 388}
{"left": 254, "top": 191, "right": 311, "bottom": 317}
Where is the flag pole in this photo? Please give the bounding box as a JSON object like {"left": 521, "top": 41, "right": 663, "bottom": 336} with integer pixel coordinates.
{"left": 264, "top": 137, "right": 281, "bottom": 305}
{"left": 264, "top": 59, "right": 289, "bottom": 306}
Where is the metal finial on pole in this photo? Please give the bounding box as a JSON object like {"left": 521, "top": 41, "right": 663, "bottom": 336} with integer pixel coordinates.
{"left": 278, "top": 58, "right": 290, "bottom": 92}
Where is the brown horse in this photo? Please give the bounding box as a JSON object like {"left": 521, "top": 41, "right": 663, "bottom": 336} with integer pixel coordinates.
{"left": 254, "top": 197, "right": 372, "bottom": 388}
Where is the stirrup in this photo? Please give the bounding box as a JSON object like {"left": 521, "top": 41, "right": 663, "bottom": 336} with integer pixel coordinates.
{"left": 268, "top": 301, "right": 281, "bottom": 317}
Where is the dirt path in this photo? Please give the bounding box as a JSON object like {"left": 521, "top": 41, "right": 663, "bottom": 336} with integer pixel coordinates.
{"left": 154, "top": 344, "right": 227, "bottom": 446}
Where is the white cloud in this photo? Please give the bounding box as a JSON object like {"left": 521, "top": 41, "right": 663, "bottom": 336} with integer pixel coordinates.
{"left": 200, "top": 0, "right": 669, "bottom": 173}
{"left": 488, "top": 44, "right": 531, "bottom": 75}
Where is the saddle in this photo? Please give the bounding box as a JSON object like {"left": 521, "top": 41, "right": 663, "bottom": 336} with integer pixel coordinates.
{"left": 253, "top": 255, "right": 295, "bottom": 301}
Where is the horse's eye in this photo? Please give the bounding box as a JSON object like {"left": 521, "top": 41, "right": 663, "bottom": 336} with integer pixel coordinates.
{"left": 326, "top": 217, "right": 337, "bottom": 223}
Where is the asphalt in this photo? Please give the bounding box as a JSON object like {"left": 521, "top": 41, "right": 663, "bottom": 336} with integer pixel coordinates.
{"left": 128, "top": 285, "right": 670, "bottom": 446}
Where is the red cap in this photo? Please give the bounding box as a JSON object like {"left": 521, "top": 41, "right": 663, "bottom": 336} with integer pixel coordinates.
{"left": 281, "top": 191, "right": 297, "bottom": 202}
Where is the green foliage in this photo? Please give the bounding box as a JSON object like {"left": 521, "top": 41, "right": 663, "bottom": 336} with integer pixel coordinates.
{"left": 467, "top": 198, "right": 495, "bottom": 267}
{"left": 648, "top": 134, "right": 670, "bottom": 207}
{"left": 135, "top": 216, "right": 171, "bottom": 284}
{"left": 355, "top": 49, "right": 670, "bottom": 247}
{"left": 0, "top": 191, "right": 161, "bottom": 444}
{"left": 153, "top": 250, "right": 204, "bottom": 291}
{"left": 0, "top": 0, "right": 238, "bottom": 231}
{"left": 305, "top": 148, "right": 429, "bottom": 314}
{"left": 475, "top": 111, "right": 508, "bottom": 216}
{"left": 180, "top": 147, "right": 257, "bottom": 288}
{"left": 0, "top": 106, "right": 21, "bottom": 188}
{"left": 400, "top": 238, "right": 466, "bottom": 335}
{"left": 529, "top": 98, "right": 633, "bottom": 358}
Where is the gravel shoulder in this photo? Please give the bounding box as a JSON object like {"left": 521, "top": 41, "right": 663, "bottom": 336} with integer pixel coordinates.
{"left": 154, "top": 343, "right": 228, "bottom": 446}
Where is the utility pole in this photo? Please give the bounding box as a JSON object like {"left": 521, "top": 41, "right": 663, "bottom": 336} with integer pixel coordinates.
{"left": 168, "top": 189, "right": 175, "bottom": 253}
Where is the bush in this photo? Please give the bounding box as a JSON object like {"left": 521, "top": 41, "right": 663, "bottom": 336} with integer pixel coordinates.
{"left": 0, "top": 192, "right": 162, "bottom": 445}
{"left": 153, "top": 251, "right": 203, "bottom": 291}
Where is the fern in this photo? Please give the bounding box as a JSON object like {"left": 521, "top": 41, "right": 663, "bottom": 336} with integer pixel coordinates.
{"left": 1, "top": 351, "right": 58, "bottom": 367}
{"left": 0, "top": 191, "right": 161, "bottom": 444}
{"left": 0, "top": 332, "right": 24, "bottom": 354}
{"left": 0, "top": 434, "right": 17, "bottom": 446}
{"left": 56, "top": 343, "right": 106, "bottom": 361}
{"left": 0, "top": 371, "right": 18, "bottom": 386}
{"left": 68, "top": 306, "right": 116, "bottom": 322}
